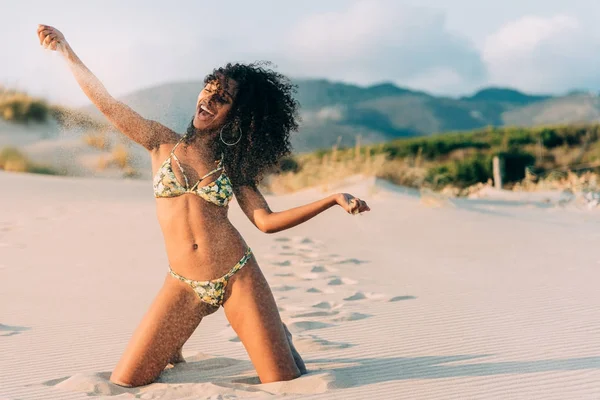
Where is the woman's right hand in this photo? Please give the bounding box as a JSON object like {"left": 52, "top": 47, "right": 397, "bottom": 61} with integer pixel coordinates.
{"left": 336, "top": 193, "right": 370, "bottom": 215}
{"left": 37, "top": 24, "right": 70, "bottom": 56}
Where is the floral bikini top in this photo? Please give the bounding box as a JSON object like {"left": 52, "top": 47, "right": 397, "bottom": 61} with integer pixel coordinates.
{"left": 153, "top": 137, "right": 234, "bottom": 206}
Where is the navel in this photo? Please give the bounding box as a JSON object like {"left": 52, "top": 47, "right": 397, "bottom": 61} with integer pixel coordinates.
{"left": 193, "top": 243, "right": 198, "bottom": 250}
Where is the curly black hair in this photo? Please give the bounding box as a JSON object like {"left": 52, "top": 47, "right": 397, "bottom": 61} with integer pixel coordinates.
{"left": 201, "top": 62, "right": 299, "bottom": 187}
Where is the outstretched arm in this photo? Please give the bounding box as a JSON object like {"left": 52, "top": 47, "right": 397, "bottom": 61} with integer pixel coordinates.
{"left": 37, "top": 24, "right": 177, "bottom": 151}
{"left": 234, "top": 185, "right": 370, "bottom": 234}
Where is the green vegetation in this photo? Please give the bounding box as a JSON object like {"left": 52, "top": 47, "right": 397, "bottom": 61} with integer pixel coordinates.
{"left": 0, "top": 87, "right": 108, "bottom": 130}
{"left": 271, "top": 125, "right": 600, "bottom": 192}
{"left": 0, "top": 147, "right": 59, "bottom": 175}
{"left": 0, "top": 90, "right": 49, "bottom": 123}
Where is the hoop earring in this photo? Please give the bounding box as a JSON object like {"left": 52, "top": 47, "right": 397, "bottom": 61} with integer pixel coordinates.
{"left": 220, "top": 124, "right": 243, "bottom": 146}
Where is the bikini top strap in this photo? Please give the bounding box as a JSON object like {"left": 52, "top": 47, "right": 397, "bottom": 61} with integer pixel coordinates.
{"left": 189, "top": 155, "right": 226, "bottom": 191}
{"left": 170, "top": 136, "right": 186, "bottom": 154}
{"left": 199, "top": 165, "right": 223, "bottom": 181}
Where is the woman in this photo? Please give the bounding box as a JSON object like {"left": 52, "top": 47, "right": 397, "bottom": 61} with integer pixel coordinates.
{"left": 37, "top": 24, "right": 370, "bottom": 387}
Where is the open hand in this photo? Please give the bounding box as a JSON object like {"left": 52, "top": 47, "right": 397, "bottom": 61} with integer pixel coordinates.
{"left": 37, "top": 24, "right": 69, "bottom": 55}
{"left": 336, "top": 193, "right": 370, "bottom": 215}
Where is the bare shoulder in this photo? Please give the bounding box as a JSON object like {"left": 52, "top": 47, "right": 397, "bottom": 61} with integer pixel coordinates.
{"left": 147, "top": 121, "right": 180, "bottom": 153}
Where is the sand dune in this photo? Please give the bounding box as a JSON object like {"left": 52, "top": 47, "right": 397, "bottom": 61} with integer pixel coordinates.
{"left": 1, "top": 171, "right": 600, "bottom": 399}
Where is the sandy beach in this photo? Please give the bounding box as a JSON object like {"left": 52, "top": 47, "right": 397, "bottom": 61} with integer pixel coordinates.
{"left": 1, "top": 171, "right": 600, "bottom": 399}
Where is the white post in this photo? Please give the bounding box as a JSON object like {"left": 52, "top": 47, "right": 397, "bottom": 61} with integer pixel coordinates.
{"left": 493, "top": 156, "right": 503, "bottom": 189}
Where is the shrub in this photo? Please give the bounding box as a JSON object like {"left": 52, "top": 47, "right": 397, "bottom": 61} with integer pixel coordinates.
{"left": 453, "top": 155, "right": 492, "bottom": 186}
{"left": 0, "top": 93, "right": 49, "bottom": 123}
{"left": 426, "top": 155, "right": 492, "bottom": 189}
{"left": 83, "top": 132, "right": 110, "bottom": 150}
{"left": 111, "top": 144, "right": 130, "bottom": 169}
{"left": 278, "top": 156, "right": 300, "bottom": 173}
{"left": 540, "top": 128, "right": 563, "bottom": 148}
{"left": 0, "top": 146, "right": 58, "bottom": 175}
{"left": 0, "top": 147, "right": 28, "bottom": 169}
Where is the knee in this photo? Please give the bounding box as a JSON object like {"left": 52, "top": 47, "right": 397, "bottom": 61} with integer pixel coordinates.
{"left": 260, "top": 367, "right": 301, "bottom": 384}
{"left": 109, "top": 372, "right": 150, "bottom": 388}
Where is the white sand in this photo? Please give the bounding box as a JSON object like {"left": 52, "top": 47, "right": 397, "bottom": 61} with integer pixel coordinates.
{"left": 1, "top": 171, "right": 600, "bottom": 399}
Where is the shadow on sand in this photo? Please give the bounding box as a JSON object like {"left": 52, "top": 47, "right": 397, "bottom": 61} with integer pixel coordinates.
{"left": 306, "top": 355, "right": 600, "bottom": 387}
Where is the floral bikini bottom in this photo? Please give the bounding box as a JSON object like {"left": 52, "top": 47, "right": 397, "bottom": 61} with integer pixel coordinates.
{"left": 169, "top": 247, "right": 253, "bottom": 307}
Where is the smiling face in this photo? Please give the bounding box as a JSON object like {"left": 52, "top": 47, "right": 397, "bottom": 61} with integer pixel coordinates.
{"left": 193, "top": 77, "right": 238, "bottom": 131}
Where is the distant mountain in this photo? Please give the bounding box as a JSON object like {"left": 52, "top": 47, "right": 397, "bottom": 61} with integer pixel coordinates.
{"left": 503, "top": 93, "right": 600, "bottom": 126}
{"left": 81, "top": 79, "right": 600, "bottom": 153}
{"left": 461, "top": 87, "right": 551, "bottom": 105}
{"left": 293, "top": 79, "right": 428, "bottom": 109}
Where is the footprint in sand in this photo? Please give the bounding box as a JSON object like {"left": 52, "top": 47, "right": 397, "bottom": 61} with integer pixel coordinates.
{"left": 274, "top": 272, "right": 295, "bottom": 277}
{"left": 297, "top": 272, "right": 322, "bottom": 281}
{"left": 389, "top": 295, "right": 417, "bottom": 302}
{"left": 0, "top": 323, "right": 31, "bottom": 337}
{"left": 327, "top": 277, "right": 358, "bottom": 286}
{"left": 291, "top": 236, "right": 315, "bottom": 245}
{"left": 344, "top": 292, "right": 367, "bottom": 301}
{"left": 310, "top": 265, "right": 338, "bottom": 274}
{"left": 298, "top": 252, "right": 322, "bottom": 260}
{"left": 287, "top": 321, "right": 336, "bottom": 334}
{"left": 312, "top": 301, "right": 343, "bottom": 310}
{"left": 272, "top": 260, "right": 292, "bottom": 267}
{"left": 306, "top": 287, "right": 335, "bottom": 294}
{"left": 274, "top": 237, "right": 291, "bottom": 242}
{"left": 334, "top": 258, "right": 369, "bottom": 265}
{"left": 291, "top": 310, "right": 340, "bottom": 319}
{"left": 271, "top": 285, "right": 298, "bottom": 292}
{"left": 279, "top": 304, "right": 308, "bottom": 314}
{"left": 292, "top": 335, "right": 354, "bottom": 352}
{"left": 343, "top": 291, "right": 386, "bottom": 301}
{"left": 331, "top": 312, "right": 372, "bottom": 322}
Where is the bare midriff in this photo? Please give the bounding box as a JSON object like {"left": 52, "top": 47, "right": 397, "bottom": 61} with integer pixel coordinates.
{"left": 155, "top": 194, "right": 249, "bottom": 281}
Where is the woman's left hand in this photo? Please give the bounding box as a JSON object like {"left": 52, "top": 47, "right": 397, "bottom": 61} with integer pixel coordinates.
{"left": 37, "top": 24, "right": 70, "bottom": 56}
{"left": 336, "top": 193, "right": 370, "bottom": 215}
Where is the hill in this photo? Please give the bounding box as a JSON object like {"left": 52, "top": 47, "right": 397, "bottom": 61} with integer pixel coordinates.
{"left": 79, "top": 79, "right": 600, "bottom": 153}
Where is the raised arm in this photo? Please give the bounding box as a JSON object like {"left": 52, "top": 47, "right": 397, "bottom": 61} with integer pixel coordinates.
{"left": 37, "top": 24, "right": 177, "bottom": 151}
{"left": 234, "top": 185, "right": 370, "bottom": 234}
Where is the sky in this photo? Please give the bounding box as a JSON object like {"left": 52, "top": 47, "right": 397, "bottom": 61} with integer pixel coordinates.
{"left": 2, "top": 0, "right": 600, "bottom": 105}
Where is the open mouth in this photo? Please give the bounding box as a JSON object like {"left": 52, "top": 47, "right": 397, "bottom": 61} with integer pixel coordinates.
{"left": 196, "top": 103, "right": 216, "bottom": 120}
{"left": 200, "top": 104, "right": 215, "bottom": 116}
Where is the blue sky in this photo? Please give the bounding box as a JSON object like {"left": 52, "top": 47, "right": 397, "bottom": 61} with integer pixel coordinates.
{"left": 3, "top": 0, "right": 600, "bottom": 105}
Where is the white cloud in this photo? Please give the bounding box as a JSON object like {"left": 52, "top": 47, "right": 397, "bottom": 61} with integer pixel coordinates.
{"left": 483, "top": 15, "right": 600, "bottom": 93}
{"left": 281, "top": 0, "right": 486, "bottom": 92}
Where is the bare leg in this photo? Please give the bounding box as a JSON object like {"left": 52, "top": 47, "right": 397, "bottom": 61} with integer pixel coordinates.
{"left": 110, "top": 275, "right": 218, "bottom": 387}
{"left": 282, "top": 322, "right": 307, "bottom": 374}
{"left": 168, "top": 347, "right": 186, "bottom": 365}
{"left": 223, "top": 258, "right": 302, "bottom": 383}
